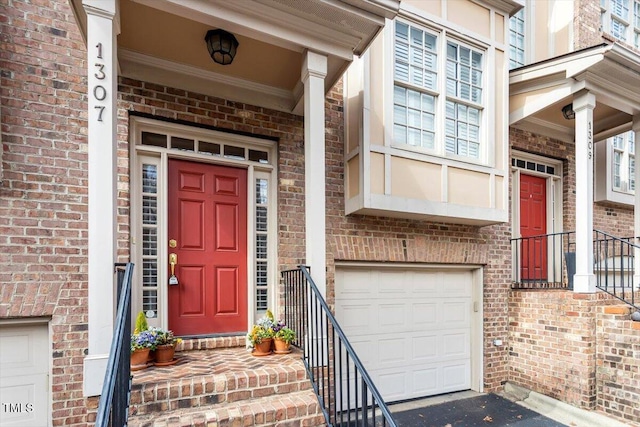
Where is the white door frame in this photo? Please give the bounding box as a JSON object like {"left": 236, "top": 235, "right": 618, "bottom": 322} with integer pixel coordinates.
{"left": 129, "top": 116, "right": 278, "bottom": 333}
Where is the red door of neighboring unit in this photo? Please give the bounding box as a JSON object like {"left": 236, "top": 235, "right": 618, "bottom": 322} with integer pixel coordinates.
{"left": 168, "top": 159, "right": 247, "bottom": 336}
{"left": 519, "top": 174, "right": 547, "bottom": 281}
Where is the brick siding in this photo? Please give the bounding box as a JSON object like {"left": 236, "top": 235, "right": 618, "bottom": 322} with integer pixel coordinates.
{"left": 2, "top": 0, "right": 638, "bottom": 425}
{"left": 0, "top": 0, "right": 89, "bottom": 425}
{"left": 597, "top": 307, "right": 640, "bottom": 426}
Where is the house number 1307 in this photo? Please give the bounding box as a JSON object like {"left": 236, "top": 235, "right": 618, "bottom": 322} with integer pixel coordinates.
{"left": 93, "top": 43, "right": 107, "bottom": 122}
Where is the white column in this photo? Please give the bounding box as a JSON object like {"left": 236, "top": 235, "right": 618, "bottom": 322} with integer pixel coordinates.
{"left": 633, "top": 117, "right": 640, "bottom": 290}
{"left": 301, "top": 51, "right": 328, "bottom": 295}
{"left": 573, "top": 91, "right": 596, "bottom": 293}
{"left": 82, "top": 0, "right": 119, "bottom": 397}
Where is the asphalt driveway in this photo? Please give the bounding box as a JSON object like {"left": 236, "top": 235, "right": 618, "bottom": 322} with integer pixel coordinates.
{"left": 391, "top": 393, "right": 567, "bottom": 427}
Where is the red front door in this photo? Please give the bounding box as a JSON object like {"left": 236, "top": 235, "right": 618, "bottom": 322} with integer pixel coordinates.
{"left": 168, "top": 159, "right": 248, "bottom": 336}
{"left": 519, "top": 174, "right": 547, "bottom": 281}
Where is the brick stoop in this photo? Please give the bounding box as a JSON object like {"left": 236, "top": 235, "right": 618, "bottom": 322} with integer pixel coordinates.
{"left": 127, "top": 390, "right": 324, "bottom": 427}
{"left": 127, "top": 337, "right": 324, "bottom": 427}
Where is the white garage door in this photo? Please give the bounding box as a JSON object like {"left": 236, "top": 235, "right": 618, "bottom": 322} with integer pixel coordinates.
{"left": 0, "top": 323, "right": 49, "bottom": 427}
{"left": 335, "top": 267, "right": 476, "bottom": 403}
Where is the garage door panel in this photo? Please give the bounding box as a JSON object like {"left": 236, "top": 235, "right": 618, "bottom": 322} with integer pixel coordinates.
{"left": 378, "top": 303, "right": 408, "bottom": 333}
{"left": 377, "top": 371, "right": 408, "bottom": 398}
{"left": 336, "top": 304, "right": 372, "bottom": 331}
{"left": 377, "top": 271, "right": 409, "bottom": 294}
{"left": 441, "top": 301, "right": 471, "bottom": 324}
{"left": 443, "top": 271, "right": 474, "bottom": 296}
{"left": 412, "top": 335, "right": 438, "bottom": 360}
{"left": 0, "top": 324, "right": 49, "bottom": 427}
{"left": 442, "top": 361, "right": 471, "bottom": 389}
{"left": 348, "top": 338, "right": 376, "bottom": 365}
{"left": 336, "top": 267, "right": 475, "bottom": 402}
{"left": 408, "top": 271, "right": 439, "bottom": 294}
{"left": 443, "top": 331, "right": 471, "bottom": 358}
{"left": 413, "top": 367, "right": 438, "bottom": 391}
{"left": 336, "top": 270, "right": 373, "bottom": 297}
{"left": 412, "top": 302, "right": 437, "bottom": 326}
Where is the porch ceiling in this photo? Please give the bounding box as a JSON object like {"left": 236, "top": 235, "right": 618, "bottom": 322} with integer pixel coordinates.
{"left": 72, "top": 0, "right": 399, "bottom": 114}
{"left": 509, "top": 42, "right": 640, "bottom": 143}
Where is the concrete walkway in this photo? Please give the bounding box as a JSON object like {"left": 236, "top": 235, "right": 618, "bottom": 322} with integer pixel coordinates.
{"left": 500, "top": 382, "right": 631, "bottom": 427}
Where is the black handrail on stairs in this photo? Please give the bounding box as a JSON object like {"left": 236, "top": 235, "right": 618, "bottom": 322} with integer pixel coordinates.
{"left": 95, "top": 262, "right": 134, "bottom": 427}
{"left": 282, "top": 265, "right": 397, "bottom": 427}
{"left": 593, "top": 230, "right": 640, "bottom": 310}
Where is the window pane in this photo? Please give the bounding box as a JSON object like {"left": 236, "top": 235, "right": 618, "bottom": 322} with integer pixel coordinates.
{"left": 256, "top": 206, "right": 267, "bottom": 232}
{"left": 142, "top": 164, "right": 157, "bottom": 194}
{"left": 199, "top": 141, "right": 221, "bottom": 156}
{"left": 256, "top": 179, "right": 268, "bottom": 204}
{"left": 446, "top": 100, "right": 481, "bottom": 159}
{"left": 249, "top": 150, "right": 268, "bottom": 163}
{"left": 171, "top": 137, "right": 194, "bottom": 151}
{"left": 143, "top": 260, "right": 157, "bottom": 287}
{"left": 224, "top": 145, "right": 245, "bottom": 159}
{"left": 256, "top": 235, "right": 267, "bottom": 258}
{"left": 143, "top": 195, "right": 157, "bottom": 225}
{"left": 143, "top": 228, "right": 157, "bottom": 256}
{"left": 141, "top": 132, "right": 167, "bottom": 148}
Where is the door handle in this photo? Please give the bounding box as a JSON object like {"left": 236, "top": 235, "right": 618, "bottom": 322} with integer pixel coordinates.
{"left": 169, "top": 253, "right": 179, "bottom": 285}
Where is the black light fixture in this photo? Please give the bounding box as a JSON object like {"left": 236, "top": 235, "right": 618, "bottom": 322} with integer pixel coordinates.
{"left": 205, "top": 29, "right": 239, "bottom": 65}
{"left": 562, "top": 103, "right": 575, "bottom": 120}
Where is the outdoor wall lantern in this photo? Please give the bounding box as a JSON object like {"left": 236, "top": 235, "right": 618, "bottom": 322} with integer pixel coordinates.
{"left": 205, "top": 29, "right": 239, "bottom": 65}
{"left": 562, "top": 103, "right": 575, "bottom": 120}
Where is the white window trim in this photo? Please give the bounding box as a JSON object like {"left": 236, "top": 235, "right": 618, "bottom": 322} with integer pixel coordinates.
{"left": 595, "top": 133, "right": 636, "bottom": 205}
{"left": 129, "top": 116, "right": 278, "bottom": 331}
{"left": 386, "top": 17, "right": 490, "bottom": 166}
{"left": 511, "top": 151, "right": 564, "bottom": 281}
{"left": 509, "top": 8, "right": 526, "bottom": 69}
{"left": 601, "top": 0, "right": 640, "bottom": 46}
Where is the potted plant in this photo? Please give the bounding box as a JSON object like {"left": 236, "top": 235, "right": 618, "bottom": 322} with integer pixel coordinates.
{"left": 148, "top": 327, "right": 182, "bottom": 365}
{"left": 273, "top": 322, "right": 295, "bottom": 354}
{"left": 130, "top": 329, "right": 157, "bottom": 370}
{"left": 247, "top": 311, "right": 276, "bottom": 356}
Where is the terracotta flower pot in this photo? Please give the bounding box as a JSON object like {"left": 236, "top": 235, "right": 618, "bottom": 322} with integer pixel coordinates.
{"left": 252, "top": 338, "right": 273, "bottom": 356}
{"left": 130, "top": 348, "right": 151, "bottom": 371}
{"left": 273, "top": 338, "right": 291, "bottom": 354}
{"left": 154, "top": 344, "right": 176, "bottom": 365}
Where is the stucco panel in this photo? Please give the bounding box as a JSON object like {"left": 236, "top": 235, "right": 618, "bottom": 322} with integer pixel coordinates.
{"left": 391, "top": 156, "right": 442, "bottom": 200}
{"left": 348, "top": 155, "right": 360, "bottom": 198}
{"left": 448, "top": 168, "right": 490, "bottom": 207}
{"left": 370, "top": 152, "right": 385, "bottom": 195}
{"left": 448, "top": 0, "right": 491, "bottom": 39}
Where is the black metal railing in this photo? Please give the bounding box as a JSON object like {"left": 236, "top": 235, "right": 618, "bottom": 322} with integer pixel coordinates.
{"left": 282, "top": 266, "right": 397, "bottom": 427}
{"left": 593, "top": 230, "right": 639, "bottom": 310}
{"left": 95, "top": 262, "right": 134, "bottom": 427}
{"left": 510, "top": 231, "right": 575, "bottom": 289}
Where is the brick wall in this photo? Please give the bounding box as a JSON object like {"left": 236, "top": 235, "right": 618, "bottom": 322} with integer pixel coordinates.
{"left": 0, "top": 0, "right": 89, "bottom": 425}
{"left": 574, "top": 0, "right": 604, "bottom": 50}
{"left": 508, "top": 291, "right": 602, "bottom": 408}
{"left": 596, "top": 307, "right": 640, "bottom": 426}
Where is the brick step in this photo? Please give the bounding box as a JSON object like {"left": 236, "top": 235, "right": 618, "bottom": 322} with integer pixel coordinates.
{"left": 129, "top": 347, "right": 311, "bottom": 417}
{"left": 128, "top": 389, "right": 325, "bottom": 427}
{"left": 176, "top": 335, "right": 246, "bottom": 352}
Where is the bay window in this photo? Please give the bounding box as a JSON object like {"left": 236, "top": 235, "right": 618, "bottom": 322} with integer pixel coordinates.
{"left": 393, "top": 20, "right": 486, "bottom": 162}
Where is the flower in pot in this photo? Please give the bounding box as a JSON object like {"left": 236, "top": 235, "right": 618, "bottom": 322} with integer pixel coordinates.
{"left": 148, "top": 327, "right": 182, "bottom": 365}
{"left": 130, "top": 329, "right": 157, "bottom": 370}
{"left": 247, "top": 311, "right": 275, "bottom": 356}
{"left": 273, "top": 323, "right": 295, "bottom": 354}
